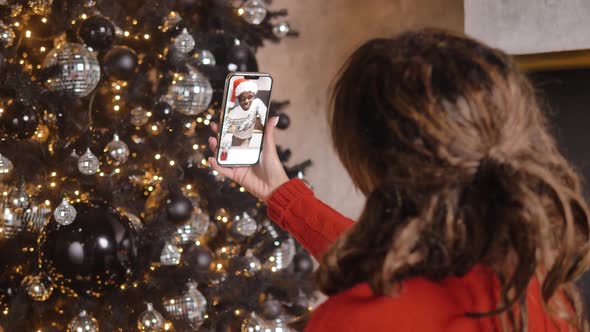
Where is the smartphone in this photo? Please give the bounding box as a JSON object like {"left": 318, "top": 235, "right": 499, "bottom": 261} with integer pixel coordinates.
{"left": 216, "top": 72, "right": 273, "bottom": 166}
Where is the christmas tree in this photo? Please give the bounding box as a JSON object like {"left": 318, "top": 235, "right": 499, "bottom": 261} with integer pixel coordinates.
{"left": 0, "top": 0, "right": 316, "bottom": 330}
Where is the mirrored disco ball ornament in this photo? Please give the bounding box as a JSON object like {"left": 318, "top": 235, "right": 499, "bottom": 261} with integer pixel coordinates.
{"left": 264, "top": 238, "right": 296, "bottom": 271}
{"left": 42, "top": 43, "right": 101, "bottom": 97}
{"left": 241, "top": 312, "right": 266, "bottom": 332}
{"left": 28, "top": 0, "right": 53, "bottom": 15}
{"left": 160, "top": 242, "right": 181, "bottom": 266}
{"left": 83, "top": 0, "right": 96, "bottom": 8}
{"left": 130, "top": 106, "right": 150, "bottom": 126}
{"left": 53, "top": 198, "right": 77, "bottom": 226}
{"left": 0, "top": 202, "right": 51, "bottom": 239}
{"left": 163, "top": 282, "right": 207, "bottom": 327}
{"left": 232, "top": 212, "right": 257, "bottom": 237}
{"left": 137, "top": 302, "right": 164, "bottom": 332}
{"left": 240, "top": 0, "right": 267, "bottom": 25}
{"left": 0, "top": 21, "right": 15, "bottom": 48}
{"left": 273, "top": 22, "right": 290, "bottom": 38}
{"left": 0, "top": 153, "right": 14, "bottom": 178}
{"left": 173, "top": 208, "right": 209, "bottom": 245}
{"left": 105, "top": 134, "right": 130, "bottom": 164}
{"left": 168, "top": 68, "right": 213, "bottom": 116}
{"left": 78, "top": 148, "right": 100, "bottom": 175}
{"left": 173, "top": 28, "right": 195, "bottom": 54}
{"left": 8, "top": 185, "right": 29, "bottom": 209}
{"left": 266, "top": 317, "right": 296, "bottom": 332}
{"left": 22, "top": 274, "right": 53, "bottom": 301}
{"left": 67, "top": 310, "right": 99, "bottom": 332}
{"left": 192, "top": 49, "right": 216, "bottom": 66}
{"left": 237, "top": 250, "right": 262, "bottom": 277}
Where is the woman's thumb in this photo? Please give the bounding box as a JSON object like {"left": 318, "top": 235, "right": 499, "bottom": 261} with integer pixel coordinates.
{"left": 263, "top": 116, "right": 280, "bottom": 150}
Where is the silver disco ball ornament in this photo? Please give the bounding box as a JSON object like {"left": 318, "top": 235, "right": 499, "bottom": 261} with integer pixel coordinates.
{"left": 241, "top": 312, "right": 266, "bottom": 332}
{"left": 273, "top": 22, "right": 290, "bottom": 38}
{"left": 232, "top": 212, "right": 257, "bottom": 237}
{"left": 42, "top": 43, "right": 101, "bottom": 97}
{"left": 77, "top": 148, "right": 100, "bottom": 175}
{"left": 137, "top": 303, "right": 164, "bottom": 332}
{"left": 22, "top": 274, "right": 53, "bottom": 302}
{"left": 163, "top": 282, "right": 207, "bottom": 328}
{"left": 0, "top": 21, "right": 15, "bottom": 48}
{"left": 192, "top": 49, "right": 216, "bottom": 66}
{"left": 130, "top": 106, "right": 150, "bottom": 126}
{"left": 160, "top": 242, "right": 181, "bottom": 266}
{"left": 239, "top": 0, "right": 267, "bottom": 25}
{"left": 67, "top": 310, "right": 99, "bottom": 332}
{"left": 173, "top": 208, "right": 210, "bottom": 245}
{"left": 28, "top": 0, "right": 52, "bottom": 15}
{"left": 168, "top": 68, "right": 213, "bottom": 116}
{"left": 0, "top": 153, "right": 14, "bottom": 179}
{"left": 105, "top": 134, "right": 130, "bottom": 164}
{"left": 173, "top": 28, "right": 195, "bottom": 54}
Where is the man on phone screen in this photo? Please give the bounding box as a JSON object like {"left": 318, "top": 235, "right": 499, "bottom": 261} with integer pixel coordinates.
{"left": 222, "top": 78, "right": 267, "bottom": 147}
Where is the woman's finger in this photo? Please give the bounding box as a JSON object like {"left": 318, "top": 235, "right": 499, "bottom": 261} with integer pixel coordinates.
{"left": 211, "top": 122, "right": 219, "bottom": 134}
{"left": 208, "top": 157, "right": 235, "bottom": 179}
{"left": 208, "top": 136, "right": 218, "bottom": 152}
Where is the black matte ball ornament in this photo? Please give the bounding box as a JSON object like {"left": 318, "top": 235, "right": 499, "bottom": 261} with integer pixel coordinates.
{"left": 0, "top": 99, "right": 39, "bottom": 139}
{"left": 153, "top": 101, "right": 174, "bottom": 121}
{"left": 103, "top": 46, "right": 138, "bottom": 80}
{"left": 78, "top": 16, "right": 115, "bottom": 51}
{"left": 261, "top": 298, "right": 282, "bottom": 319}
{"left": 166, "top": 192, "right": 193, "bottom": 224}
{"left": 183, "top": 245, "right": 213, "bottom": 271}
{"left": 39, "top": 201, "right": 138, "bottom": 297}
{"left": 276, "top": 113, "right": 290, "bottom": 130}
{"left": 293, "top": 252, "right": 314, "bottom": 274}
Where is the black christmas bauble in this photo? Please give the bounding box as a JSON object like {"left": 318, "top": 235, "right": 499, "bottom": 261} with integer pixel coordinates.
{"left": 293, "top": 252, "right": 314, "bottom": 274}
{"left": 166, "top": 20, "right": 188, "bottom": 38}
{"left": 153, "top": 101, "right": 174, "bottom": 121}
{"left": 0, "top": 99, "right": 39, "bottom": 139}
{"left": 276, "top": 113, "right": 290, "bottom": 130}
{"left": 183, "top": 245, "right": 213, "bottom": 271}
{"left": 103, "top": 46, "right": 138, "bottom": 80}
{"left": 39, "top": 201, "right": 138, "bottom": 297}
{"left": 225, "top": 45, "right": 258, "bottom": 73}
{"left": 260, "top": 298, "right": 282, "bottom": 319}
{"left": 166, "top": 192, "right": 193, "bottom": 224}
{"left": 78, "top": 16, "right": 115, "bottom": 51}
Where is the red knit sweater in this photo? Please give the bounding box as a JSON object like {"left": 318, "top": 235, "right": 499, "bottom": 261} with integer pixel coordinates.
{"left": 266, "top": 179, "right": 574, "bottom": 332}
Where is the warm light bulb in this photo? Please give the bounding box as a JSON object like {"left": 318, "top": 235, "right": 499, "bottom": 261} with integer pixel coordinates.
{"left": 113, "top": 105, "right": 120, "bottom": 111}
{"left": 169, "top": 160, "right": 175, "bottom": 166}
{"left": 155, "top": 154, "right": 161, "bottom": 160}
{"left": 25, "top": 30, "right": 31, "bottom": 38}
{"left": 237, "top": 8, "right": 245, "bottom": 15}
{"left": 124, "top": 31, "right": 130, "bottom": 37}
{"left": 143, "top": 33, "right": 150, "bottom": 39}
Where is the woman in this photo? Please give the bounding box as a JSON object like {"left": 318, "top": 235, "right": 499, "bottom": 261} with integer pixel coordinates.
{"left": 209, "top": 29, "right": 590, "bottom": 331}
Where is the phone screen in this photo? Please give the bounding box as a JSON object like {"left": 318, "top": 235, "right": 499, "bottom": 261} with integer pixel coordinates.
{"left": 217, "top": 73, "right": 272, "bottom": 166}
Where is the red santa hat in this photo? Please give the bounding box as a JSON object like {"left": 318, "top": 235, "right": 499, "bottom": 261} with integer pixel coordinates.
{"left": 230, "top": 78, "right": 258, "bottom": 102}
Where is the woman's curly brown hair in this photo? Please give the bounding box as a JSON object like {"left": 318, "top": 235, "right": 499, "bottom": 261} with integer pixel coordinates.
{"left": 318, "top": 28, "right": 590, "bottom": 331}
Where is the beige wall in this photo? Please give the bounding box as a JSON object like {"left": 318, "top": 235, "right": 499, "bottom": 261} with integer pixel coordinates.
{"left": 258, "top": 0, "right": 464, "bottom": 219}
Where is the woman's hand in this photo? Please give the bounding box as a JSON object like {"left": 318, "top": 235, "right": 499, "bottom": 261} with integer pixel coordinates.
{"left": 208, "top": 116, "right": 289, "bottom": 201}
